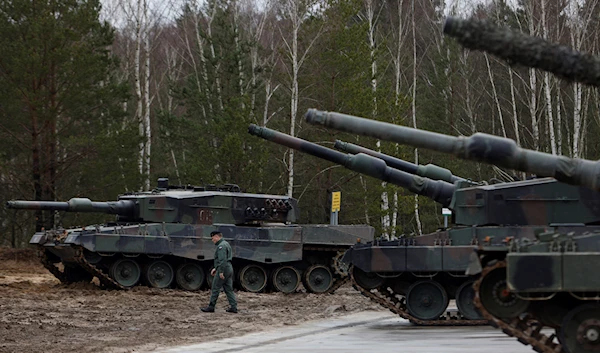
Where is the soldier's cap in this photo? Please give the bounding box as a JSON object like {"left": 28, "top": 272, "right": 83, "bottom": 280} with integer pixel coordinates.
{"left": 210, "top": 231, "right": 222, "bottom": 237}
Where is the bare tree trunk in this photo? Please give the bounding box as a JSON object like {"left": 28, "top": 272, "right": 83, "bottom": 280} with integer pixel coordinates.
{"left": 411, "top": 0, "right": 421, "bottom": 236}
{"left": 540, "top": 0, "right": 557, "bottom": 154}
{"left": 143, "top": 0, "right": 151, "bottom": 190}
{"left": 247, "top": 0, "right": 271, "bottom": 119}
{"left": 188, "top": 10, "right": 212, "bottom": 120}
{"left": 525, "top": 6, "right": 540, "bottom": 151}
{"left": 207, "top": 2, "right": 224, "bottom": 112}
{"left": 508, "top": 68, "right": 521, "bottom": 146}
{"left": 232, "top": 1, "right": 245, "bottom": 104}
{"left": 287, "top": 13, "right": 298, "bottom": 198}
{"left": 485, "top": 54, "right": 506, "bottom": 138}
{"left": 390, "top": 0, "right": 408, "bottom": 238}
{"left": 280, "top": 0, "right": 321, "bottom": 197}
{"left": 362, "top": 0, "right": 388, "bottom": 237}
{"left": 135, "top": 0, "right": 145, "bottom": 187}
{"left": 569, "top": 2, "right": 584, "bottom": 157}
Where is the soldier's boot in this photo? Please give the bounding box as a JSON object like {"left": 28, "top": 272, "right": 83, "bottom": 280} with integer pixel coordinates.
{"left": 226, "top": 307, "right": 238, "bottom": 313}
{"left": 201, "top": 306, "right": 215, "bottom": 313}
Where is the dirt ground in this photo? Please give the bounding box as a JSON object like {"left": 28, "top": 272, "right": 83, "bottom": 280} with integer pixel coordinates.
{"left": 0, "top": 248, "right": 383, "bottom": 353}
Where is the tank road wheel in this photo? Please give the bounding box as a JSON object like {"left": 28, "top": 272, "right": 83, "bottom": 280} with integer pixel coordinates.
{"left": 109, "top": 259, "right": 141, "bottom": 288}
{"left": 272, "top": 266, "right": 300, "bottom": 294}
{"left": 352, "top": 266, "right": 384, "bottom": 290}
{"left": 303, "top": 265, "right": 333, "bottom": 293}
{"left": 145, "top": 260, "right": 174, "bottom": 289}
{"left": 406, "top": 280, "right": 449, "bottom": 320}
{"left": 176, "top": 263, "right": 205, "bottom": 291}
{"left": 559, "top": 304, "right": 600, "bottom": 353}
{"left": 479, "top": 267, "right": 529, "bottom": 319}
{"left": 240, "top": 265, "right": 268, "bottom": 293}
{"left": 83, "top": 250, "right": 103, "bottom": 265}
{"left": 455, "top": 280, "right": 483, "bottom": 320}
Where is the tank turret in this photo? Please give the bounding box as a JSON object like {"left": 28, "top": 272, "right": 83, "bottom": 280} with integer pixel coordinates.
{"left": 334, "top": 140, "right": 469, "bottom": 184}
{"left": 7, "top": 179, "right": 298, "bottom": 225}
{"left": 443, "top": 17, "right": 600, "bottom": 88}
{"left": 248, "top": 124, "right": 455, "bottom": 207}
{"left": 305, "top": 109, "right": 600, "bottom": 191}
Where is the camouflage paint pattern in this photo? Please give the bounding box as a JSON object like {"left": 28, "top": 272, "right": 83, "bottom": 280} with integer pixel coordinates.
{"left": 506, "top": 231, "right": 600, "bottom": 293}
{"left": 9, "top": 189, "right": 299, "bottom": 225}
{"left": 451, "top": 178, "right": 600, "bottom": 226}
{"left": 29, "top": 222, "right": 373, "bottom": 265}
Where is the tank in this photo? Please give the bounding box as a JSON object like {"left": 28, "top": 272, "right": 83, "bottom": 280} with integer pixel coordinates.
{"left": 248, "top": 124, "right": 600, "bottom": 327}
{"left": 304, "top": 110, "right": 600, "bottom": 350}
{"left": 444, "top": 17, "right": 600, "bottom": 353}
{"left": 6, "top": 179, "right": 374, "bottom": 294}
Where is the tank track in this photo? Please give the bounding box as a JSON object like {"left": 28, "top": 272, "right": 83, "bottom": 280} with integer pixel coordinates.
{"left": 40, "top": 245, "right": 347, "bottom": 293}
{"left": 37, "top": 248, "right": 70, "bottom": 284}
{"left": 72, "top": 246, "right": 126, "bottom": 290}
{"left": 472, "top": 261, "right": 563, "bottom": 353}
{"left": 349, "top": 270, "right": 488, "bottom": 326}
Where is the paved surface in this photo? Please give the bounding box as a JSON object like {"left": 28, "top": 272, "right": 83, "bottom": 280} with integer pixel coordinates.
{"left": 154, "top": 311, "right": 534, "bottom": 353}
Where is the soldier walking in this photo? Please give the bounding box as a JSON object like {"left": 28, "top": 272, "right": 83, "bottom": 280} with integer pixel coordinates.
{"left": 201, "top": 231, "right": 238, "bottom": 313}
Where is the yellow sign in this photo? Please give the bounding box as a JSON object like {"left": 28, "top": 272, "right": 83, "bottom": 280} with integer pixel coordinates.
{"left": 331, "top": 191, "right": 341, "bottom": 212}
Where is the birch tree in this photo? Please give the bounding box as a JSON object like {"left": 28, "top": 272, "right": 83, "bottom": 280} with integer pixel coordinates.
{"left": 278, "top": 0, "right": 322, "bottom": 197}
{"left": 411, "top": 0, "right": 422, "bottom": 235}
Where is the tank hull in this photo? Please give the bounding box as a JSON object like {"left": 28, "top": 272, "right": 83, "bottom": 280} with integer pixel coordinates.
{"left": 343, "top": 224, "right": 600, "bottom": 327}
{"left": 30, "top": 222, "right": 374, "bottom": 293}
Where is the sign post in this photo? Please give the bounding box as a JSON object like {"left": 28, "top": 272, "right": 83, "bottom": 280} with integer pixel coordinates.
{"left": 330, "top": 191, "right": 341, "bottom": 225}
{"left": 442, "top": 208, "right": 452, "bottom": 228}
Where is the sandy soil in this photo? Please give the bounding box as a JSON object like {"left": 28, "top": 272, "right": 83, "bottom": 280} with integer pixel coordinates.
{"left": 0, "top": 248, "right": 383, "bottom": 353}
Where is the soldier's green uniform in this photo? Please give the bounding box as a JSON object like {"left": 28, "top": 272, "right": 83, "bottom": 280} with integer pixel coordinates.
{"left": 208, "top": 237, "right": 237, "bottom": 310}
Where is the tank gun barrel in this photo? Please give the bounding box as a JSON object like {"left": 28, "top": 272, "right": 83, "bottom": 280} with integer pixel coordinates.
{"left": 6, "top": 198, "right": 135, "bottom": 216}
{"left": 443, "top": 17, "right": 600, "bottom": 87}
{"left": 248, "top": 124, "right": 455, "bottom": 207}
{"left": 305, "top": 109, "right": 600, "bottom": 191}
{"left": 334, "top": 140, "right": 467, "bottom": 183}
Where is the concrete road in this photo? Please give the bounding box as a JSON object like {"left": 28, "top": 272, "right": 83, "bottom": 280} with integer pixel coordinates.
{"left": 154, "top": 311, "right": 535, "bottom": 353}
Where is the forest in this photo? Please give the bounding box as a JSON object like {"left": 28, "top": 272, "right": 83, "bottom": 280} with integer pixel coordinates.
{"left": 1, "top": 0, "right": 599, "bottom": 247}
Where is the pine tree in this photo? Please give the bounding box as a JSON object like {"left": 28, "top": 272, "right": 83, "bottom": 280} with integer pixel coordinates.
{"left": 0, "top": 0, "right": 134, "bottom": 234}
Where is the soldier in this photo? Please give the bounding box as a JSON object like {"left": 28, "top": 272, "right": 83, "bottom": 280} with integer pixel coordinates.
{"left": 201, "top": 231, "right": 238, "bottom": 313}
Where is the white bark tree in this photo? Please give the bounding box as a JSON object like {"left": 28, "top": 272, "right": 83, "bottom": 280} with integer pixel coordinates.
{"left": 524, "top": 8, "right": 541, "bottom": 151}
{"left": 539, "top": 0, "right": 557, "bottom": 155}
{"left": 411, "top": 0, "right": 421, "bottom": 235}
{"left": 485, "top": 54, "right": 507, "bottom": 138}
{"left": 359, "top": 0, "right": 389, "bottom": 237}
{"left": 565, "top": 0, "right": 599, "bottom": 157}
{"left": 278, "top": 0, "right": 321, "bottom": 197}
{"left": 388, "top": 0, "right": 410, "bottom": 238}
{"left": 108, "top": 0, "right": 175, "bottom": 190}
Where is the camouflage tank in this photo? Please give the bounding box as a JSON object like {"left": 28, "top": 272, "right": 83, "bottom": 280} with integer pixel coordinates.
{"left": 7, "top": 179, "right": 374, "bottom": 294}
{"left": 305, "top": 106, "right": 600, "bottom": 351}
{"left": 249, "top": 124, "right": 600, "bottom": 327}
